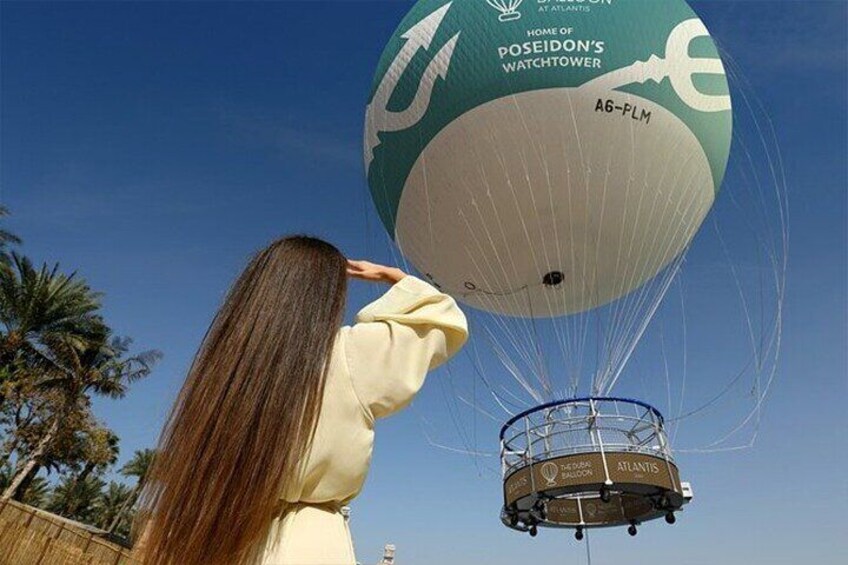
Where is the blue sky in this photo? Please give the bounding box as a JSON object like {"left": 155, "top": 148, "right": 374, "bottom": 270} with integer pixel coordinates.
{"left": 1, "top": 1, "right": 845, "bottom": 564}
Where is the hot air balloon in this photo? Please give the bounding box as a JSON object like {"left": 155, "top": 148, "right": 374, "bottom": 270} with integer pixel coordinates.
{"left": 364, "top": 0, "right": 737, "bottom": 539}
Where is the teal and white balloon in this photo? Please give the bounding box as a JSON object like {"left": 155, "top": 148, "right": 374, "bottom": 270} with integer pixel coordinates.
{"left": 365, "top": 0, "right": 732, "bottom": 317}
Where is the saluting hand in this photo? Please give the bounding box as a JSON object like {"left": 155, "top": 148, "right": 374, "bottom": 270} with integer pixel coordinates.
{"left": 346, "top": 260, "right": 407, "bottom": 285}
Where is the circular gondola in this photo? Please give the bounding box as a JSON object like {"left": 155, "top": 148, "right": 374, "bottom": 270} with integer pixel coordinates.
{"left": 500, "top": 398, "right": 692, "bottom": 538}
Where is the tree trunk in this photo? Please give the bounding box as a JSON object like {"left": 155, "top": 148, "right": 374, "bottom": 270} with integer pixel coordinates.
{"left": 1, "top": 418, "right": 58, "bottom": 500}
{"left": 77, "top": 462, "right": 95, "bottom": 484}
{"left": 12, "top": 463, "right": 40, "bottom": 502}
{"left": 108, "top": 485, "right": 139, "bottom": 534}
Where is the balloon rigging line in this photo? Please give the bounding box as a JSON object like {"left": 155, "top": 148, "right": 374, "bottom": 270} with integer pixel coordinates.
{"left": 597, "top": 135, "right": 702, "bottom": 392}
{"left": 509, "top": 92, "right": 575, "bottom": 375}
{"left": 671, "top": 55, "right": 787, "bottom": 450}
{"left": 605, "top": 143, "right": 704, "bottom": 372}
{"left": 603, "top": 142, "right": 708, "bottom": 391}
{"left": 470, "top": 332, "right": 526, "bottom": 412}
{"left": 672, "top": 279, "right": 688, "bottom": 445}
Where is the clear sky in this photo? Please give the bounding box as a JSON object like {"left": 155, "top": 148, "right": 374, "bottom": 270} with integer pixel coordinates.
{"left": 1, "top": 1, "right": 845, "bottom": 564}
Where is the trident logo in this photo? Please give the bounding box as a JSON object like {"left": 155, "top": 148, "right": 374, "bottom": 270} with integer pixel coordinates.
{"left": 365, "top": 2, "right": 461, "bottom": 169}
{"left": 586, "top": 19, "right": 731, "bottom": 113}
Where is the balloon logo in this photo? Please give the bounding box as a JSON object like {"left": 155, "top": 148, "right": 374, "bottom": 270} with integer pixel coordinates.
{"left": 486, "top": 0, "right": 523, "bottom": 22}
{"left": 541, "top": 462, "right": 559, "bottom": 486}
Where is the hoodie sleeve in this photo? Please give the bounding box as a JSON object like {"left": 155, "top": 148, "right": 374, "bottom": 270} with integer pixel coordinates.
{"left": 343, "top": 276, "right": 469, "bottom": 421}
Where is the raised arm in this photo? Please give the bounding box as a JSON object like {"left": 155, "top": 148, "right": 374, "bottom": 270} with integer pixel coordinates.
{"left": 344, "top": 273, "right": 468, "bottom": 421}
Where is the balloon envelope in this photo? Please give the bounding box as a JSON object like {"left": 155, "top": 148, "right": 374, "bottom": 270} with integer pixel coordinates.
{"left": 365, "top": 0, "right": 732, "bottom": 317}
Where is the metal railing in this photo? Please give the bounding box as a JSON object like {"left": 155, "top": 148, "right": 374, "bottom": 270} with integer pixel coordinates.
{"left": 500, "top": 397, "right": 673, "bottom": 478}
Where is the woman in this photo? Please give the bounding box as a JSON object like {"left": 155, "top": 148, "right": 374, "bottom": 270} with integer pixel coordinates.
{"left": 135, "top": 236, "right": 468, "bottom": 565}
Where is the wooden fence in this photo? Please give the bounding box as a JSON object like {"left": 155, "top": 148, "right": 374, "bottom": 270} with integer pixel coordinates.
{"left": 0, "top": 499, "right": 139, "bottom": 565}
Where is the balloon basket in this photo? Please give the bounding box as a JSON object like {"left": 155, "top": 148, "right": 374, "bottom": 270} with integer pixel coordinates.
{"left": 500, "top": 397, "right": 691, "bottom": 538}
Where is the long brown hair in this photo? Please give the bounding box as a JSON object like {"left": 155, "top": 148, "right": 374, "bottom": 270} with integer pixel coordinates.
{"left": 135, "top": 236, "right": 348, "bottom": 565}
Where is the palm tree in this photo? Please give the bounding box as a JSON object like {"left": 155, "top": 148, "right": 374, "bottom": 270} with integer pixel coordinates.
{"left": 1, "top": 334, "right": 159, "bottom": 500}
{"left": 53, "top": 424, "right": 120, "bottom": 517}
{"left": 0, "top": 206, "right": 21, "bottom": 268}
{"left": 0, "top": 254, "right": 104, "bottom": 400}
{"left": 76, "top": 426, "right": 120, "bottom": 485}
{"left": 0, "top": 461, "right": 48, "bottom": 507}
{"left": 47, "top": 474, "right": 105, "bottom": 523}
{"left": 95, "top": 481, "right": 134, "bottom": 536}
{"left": 0, "top": 370, "right": 49, "bottom": 465}
{"left": 108, "top": 449, "right": 155, "bottom": 534}
{"left": 19, "top": 475, "right": 49, "bottom": 507}
{"left": 6, "top": 406, "right": 91, "bottom": 502}
{"left": 1, "top": 387, "right": 93, "bottom": 501}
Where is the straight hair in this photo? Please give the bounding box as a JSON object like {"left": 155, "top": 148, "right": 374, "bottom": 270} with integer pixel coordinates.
{"left": 135, "top": 236, "right": 348, "bottom": 564}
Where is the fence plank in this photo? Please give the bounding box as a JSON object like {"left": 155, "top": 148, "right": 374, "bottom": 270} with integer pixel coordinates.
{"left": 0, "top": 500, "right": 139, "bottom": 565}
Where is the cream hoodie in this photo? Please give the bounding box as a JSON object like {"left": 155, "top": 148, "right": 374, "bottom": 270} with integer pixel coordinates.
{"left": 261, "top": 276, "right": 468, "bottom": 565}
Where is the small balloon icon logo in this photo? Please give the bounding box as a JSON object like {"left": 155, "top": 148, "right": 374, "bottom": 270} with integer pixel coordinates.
{"left": 486, "top": 0, "right": 523, "bottom": 22}
{"left": 541, "top": 462, "right": 559, "bottom": 486}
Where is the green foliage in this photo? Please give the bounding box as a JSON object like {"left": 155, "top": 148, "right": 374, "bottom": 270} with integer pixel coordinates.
{"left": 47, "top": 474, "right": 106, "bottom": 523}
{"left": 19, "top": 475, "right": 49, "bottom": 507}
{"left": 0, "top": 253, "right": 104, "bottom": 364}
{"left": 0, "top": 206, "right": 21, "bottom": 268}
{"left": 120, "top": 449, "right": 155, "bottom": 486}
{"left": 0, "top": 462, "right": 49, "bottom": 507}
{"left": 102, "top": 448, "right": 157, "bottom": 535}
{"left": 95, "top": 481, "right": 135, "bottom": 537}
{"left": 0, "top": 207, "right": 160, "bottom": 534}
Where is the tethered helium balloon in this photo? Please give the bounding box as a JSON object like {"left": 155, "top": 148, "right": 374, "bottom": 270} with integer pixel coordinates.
{"left": 365, "top": 0, "right": 731, "bottom": 538}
